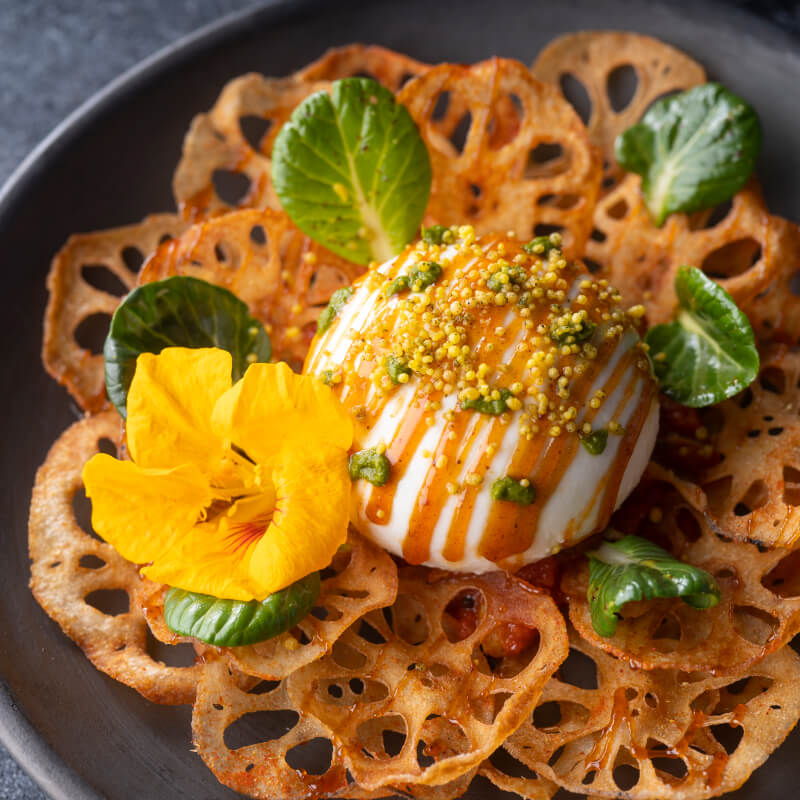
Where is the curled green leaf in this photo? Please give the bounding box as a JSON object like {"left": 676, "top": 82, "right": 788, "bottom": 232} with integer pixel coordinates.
{"left": 163, "top": 572, "right": 320, "bottom": 647}
{"left": 103, "top": 276, "right": 270, "bottom": 417}
{"left": 272, "top": 78, "right": 431, "bottom": 265}
{"left": 615, "top": 82, "right": 761, "bottom": 225}
{"left": 587, "top": 534, "right": 720, "bottom": 637}
{"left": 645, "top": 266, "right": 759, "bottom": 407}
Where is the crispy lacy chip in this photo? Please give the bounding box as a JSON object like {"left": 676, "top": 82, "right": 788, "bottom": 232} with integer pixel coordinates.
{"left": 287, "top": 568, "right": 568, "bottom": 790}
{"left": 587, "top": 175, "right": 774, "bottom": 324}
{"left": 138, "top": 208, "right": 364, "bottom": 369}
{"left": 562, "top": 470, "right": 800, "bottom": 674}
{"left": 479, "top": 759, "right": 558, "bottom": 799}
{"left": 295, "top": 44, "right": 429, "bottom": 91}
{"left": 746, "top": 215, "right": 800, "bottom": 344}
{"left": 173, "top": 75, "right": 326, "bottom": 220}
{"left": 174, "top": 46, "right": 427, "bottom": 222}
{"left": 532, "top": 31, "right": 706, "bottom": 186}
{"left": 193, "top": 658, "right": 348, "bottom": 800}
{"left": 193, "top": 658, "right": 474, "bottom": 800}
{"left": 138, "top": 533, "right": 398, "bottom": 680}
{"left": 43, "top": 214, "right": 188, "bottom": 412}
{"left": 397, "top": 58, "right": 602, "bottom": 258}
{"left": 679, "top": 345, "right": 800, "bottom": 548}
{"left": 29, "top": 411, "right": 203, "bottom": 704}
{"left": 497, "top": 629, "right": 800, "bottom": 799}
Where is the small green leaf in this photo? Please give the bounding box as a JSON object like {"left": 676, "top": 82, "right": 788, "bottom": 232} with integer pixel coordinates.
{"left": 581, "top": 430, "right": 608, "bottom": 455}
{"left": 349, "top": 448, "right": 391, "bottom": 486}
{"left": 272, "top": 78, "right": 432, "bottom": 265}
{"left": 385, "top": 355, "right": 411, "bottom": 384}
{"left": 615, "top": 83, "right": 761, "bottom": 225}
{"left": 317, "top": 287, "right": 353, "bottom": 334}
{"left": 104, "top": 276, "right": 270, "bottom": 417}
{"left": 421, "top": 225, "right": 453, "bottom": 245}
{"left": 461, "top": 388, "right": 512, "bottom": 416}
{"left": 385, "top": 261, "right": 443, "bottom": 297}
{"left": 587, "top": 534, "right": 720, "bottom": 637}
{"left": 490, "top": 476, "right": 536, "bottom": 505}
{"left": 163, "top": 572, "right": 320, "bottom": 647}
{"left": 645, "top": 266, "right": 759, "bottom": 407}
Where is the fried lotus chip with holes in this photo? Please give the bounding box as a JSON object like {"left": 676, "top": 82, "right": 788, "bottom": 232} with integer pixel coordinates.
{"left": 42, "top": 214, "right": 189, "bottom": 412}
{"left": 174, "top": 47, "right": 429, "bottom": 222}
{"left": 562, "top": 471, "right": 800, "bottom": 674}
{"left": 746, "top": 215, "right": 800, "bottom": 344}
{"left": 138, "top": 208, "right": 364, "bottom": 369}
{"left": 295, "top": 44, "right": 429, "bottom": 92}
{"left": 287, "top": 568, "right": 568, "bottom": 790}
{"left": 682, "top": 345, "right": 800, "bottom": 548}
{"left": 397, "top": 58, "right": 602, "bottom": 258}
{"left": 192, "top": 658, "right": 348, "bottom": 800}
{"left": 587, "top": 175, "right": 773, "bottom": 324}
{"left": 193, "top": 659, "right": 474, "bottom": 800}
{"left": 29, "top": 411, "right": 203, "bottom": 704}
{"left": 479, "top": 758, "right": 558, "bottom": 799}
{"left": 138, "top": 532, "right": 398, "bottom": 680}
{"left": 498, "top": 629, "right": 800, "bottom": 799}
{"left": 532, "top": 31, "right": 706, "bottom": 186}
{"left": 173, "top": 75, "right": 328, "bottom": 220}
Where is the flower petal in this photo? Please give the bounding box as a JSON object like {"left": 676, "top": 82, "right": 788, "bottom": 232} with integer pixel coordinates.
{"left": 82, "top": 453, "right": 213, "bottom": 566}
{"left": 211, "top": 362, "right": 353, "bottom": 463}
{"left": 248, "top": 442, "right": 350, "bottom": 595}
{"left": 127, "top": 347, "right": 232, "bottom": 472}
{"left": 143, "top": 443, "right": 350, "bottom": 600}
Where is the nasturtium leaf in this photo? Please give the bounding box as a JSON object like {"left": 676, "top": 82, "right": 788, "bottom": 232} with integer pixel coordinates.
{"left": 272, "top": 77, "right": 432, "bottom": 266}
{"left": 588, "top": 534, "right": 720, "bottom": 638}
{"left": 645, "top": 266, "right": 759, "bottom": 407}
{"left": 104, "top": 276, "right": 270, "bottom": 417}
{"left": 163, "top": 572, "right": 320, "bottom": 647}
{"left": 615, "top": 82, "right": 761, "bottom": 225}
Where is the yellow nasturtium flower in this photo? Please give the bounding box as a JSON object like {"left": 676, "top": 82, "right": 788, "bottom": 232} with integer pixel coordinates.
{"left": 82, "top": 347, "right": 353, "bottom": 601}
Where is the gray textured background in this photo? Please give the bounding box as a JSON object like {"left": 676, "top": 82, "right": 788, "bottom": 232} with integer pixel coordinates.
{"left": 1, "top": 0, "right": 798, "bottom": 798}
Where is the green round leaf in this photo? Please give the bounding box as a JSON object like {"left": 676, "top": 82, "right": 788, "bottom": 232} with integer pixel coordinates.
{"left": 588, "top": 534, "right": 720, "bottom": 638}
{"left": 163, "top": 572, "right": 321, "bottom": 647}
{"left": 272, "top": 78, "right": 432, "bottom": 266}
{"left": 615, "top": 82, "right": 761, "bottom": 225}
{"left": 104, "top": 276, "right": 271, "bottom": 416}
{"left": 644, "top": 266, "right": 759, "bottom": 407}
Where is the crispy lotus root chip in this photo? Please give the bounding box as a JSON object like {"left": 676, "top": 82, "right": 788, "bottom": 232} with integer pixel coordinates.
{"left": 138, "top": 533, "right": 398, "bottom": 680}
{"left": 746, "top": 214, "right": 800, "bottom": 344}
{"left": 562, "top": 471, "right": 800, "bottom": 674}
{"left": 287, "top": 568, "right": 568, "bottom": 790}
{"left": 678, "top": 345, "right": 800, "bottom": 548}
{"left": 587, "top": 175, "right": 774, "bottom": 324}
{"left": 192, "top": 657, "right": 349, "bottom": 800}
{"left": 498, "top": 629, "right": 800, "bottom": 799}
{"left": 42, "top": 214, "right": 188, "bottom": 412}
{"left": 138, "top": 208, "right": 364, "bottom": 368}
{"left": 193, "top": 658, "right": 473, "bottom": 800}
{"left": 532, "top": 31, "right": 706, "bottom": 185}
{"left": 173, "top": 75, "right": 327, "bottom": 220}
{"left": 174, "top": 47, "right": 428, "bottom": 222}
{"left": 29, "top": 411, "right": 203, "bottom": 704}
{"left": 295, "top": 44, "right": 429, "bottom": 92}
{"left": 397, "top": 58, "right": 602, "bottom": 258}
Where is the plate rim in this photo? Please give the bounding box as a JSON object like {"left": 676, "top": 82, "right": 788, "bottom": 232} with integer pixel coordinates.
{"left": 1, "top": 0, "right": 798, "bottom": 797}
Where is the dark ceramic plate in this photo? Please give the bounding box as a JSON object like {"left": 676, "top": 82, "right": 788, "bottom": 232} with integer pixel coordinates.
{"left": 3, "top": 0, "right": 800, "bottom": 797}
